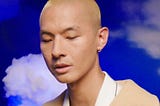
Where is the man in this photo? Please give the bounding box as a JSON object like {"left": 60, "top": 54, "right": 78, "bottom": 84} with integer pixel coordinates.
{"left": 40, "top": 0, "right": 159, "bottom": 106}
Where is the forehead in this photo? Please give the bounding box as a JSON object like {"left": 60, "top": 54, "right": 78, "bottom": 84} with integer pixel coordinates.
{"left": 41, "top": 2, "right": 84, "bottom": 21}
{"left": 40, "top": 1, "right": 94, "bottom": 32}
{"left": 41, "top": 0, "right": 94, "bottom": 21}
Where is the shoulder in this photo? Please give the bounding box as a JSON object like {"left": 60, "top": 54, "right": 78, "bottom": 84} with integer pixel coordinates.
{"left": 112, "top": 79, "right": 159, "bottom": 106}
{"left": 43, "top": 90, "right": 66, "bottom": 106}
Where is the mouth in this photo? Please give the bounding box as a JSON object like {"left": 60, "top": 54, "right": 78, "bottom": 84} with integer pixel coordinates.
{"left": 53, "top": 63, "right": 72, "bottom": 74}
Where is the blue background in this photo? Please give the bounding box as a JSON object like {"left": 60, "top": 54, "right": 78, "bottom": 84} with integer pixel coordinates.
{"left": 0, "top": 0, "right": 159, "bottom": 105}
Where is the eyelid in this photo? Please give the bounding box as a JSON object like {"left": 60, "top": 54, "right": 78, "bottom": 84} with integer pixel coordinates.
{"left": 41, "top": 34, "right": 53, "bottom": 43}
{"left": 66, "top": 36, "right": 78, "bottom": 39}
{"left": 41, "top": 39, "right": 52, "bottom": 43}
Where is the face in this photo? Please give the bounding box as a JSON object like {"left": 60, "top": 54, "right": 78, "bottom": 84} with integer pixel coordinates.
{"left": 40, "top": 1, "right": 106, "bottom": 84}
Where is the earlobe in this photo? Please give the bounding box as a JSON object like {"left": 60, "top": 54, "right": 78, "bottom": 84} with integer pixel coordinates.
{"left": 97, "top": 27, "right": 109, "bottom": 52}
{"left": 97, "top": 47, "right": 101, "bottom": 52}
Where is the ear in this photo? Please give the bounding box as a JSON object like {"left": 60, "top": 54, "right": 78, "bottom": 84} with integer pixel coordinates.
{"left": 97, "top": 27, "right": 109, "bottom": 52}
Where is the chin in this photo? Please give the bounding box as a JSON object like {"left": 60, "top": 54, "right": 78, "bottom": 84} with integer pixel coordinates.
{"left": 58, "top": 77, "right": 80, "bottom": 84}
{"left": 56, "top": 76, "right": 73, "bottom": 84}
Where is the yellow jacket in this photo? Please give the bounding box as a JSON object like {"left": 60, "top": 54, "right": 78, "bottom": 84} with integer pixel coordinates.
{"left": 44, "top": 80, "right": 159, "bottom": 106}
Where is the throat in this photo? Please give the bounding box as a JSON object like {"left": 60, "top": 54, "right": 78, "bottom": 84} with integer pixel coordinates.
{"left": 67, "top": 90, "right": 97, "bottom": 106}
{"left": 67, "top": 71, "right": 105, "bottom": 106}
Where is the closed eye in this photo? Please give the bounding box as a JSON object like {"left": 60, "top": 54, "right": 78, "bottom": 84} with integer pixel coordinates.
{"left": 40, "top": 30, "right": 54, "bottom": 43}
{"left": 41, "top": 39, "right": 52, "bottom": 43}
{"left": 66, "top": 36, "right": 78, "bottom": 40}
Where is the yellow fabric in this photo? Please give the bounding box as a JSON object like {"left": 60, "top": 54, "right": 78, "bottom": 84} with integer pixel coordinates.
{"left": 43, "top": 80, "right": 159, "bottom": 106}
{"left": 111, "top": 80, "right": 159, "bottom": 106}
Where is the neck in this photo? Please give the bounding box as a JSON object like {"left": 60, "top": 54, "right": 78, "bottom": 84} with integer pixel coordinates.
{"left": 67, "top": 67, "right": 105, "bottom": 106}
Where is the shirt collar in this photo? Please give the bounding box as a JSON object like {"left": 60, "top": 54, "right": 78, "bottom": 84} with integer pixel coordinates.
{"left": 63, "top": 71, "right": 121, "bottom": 106}
{"left": 95, "top": 71, "right": 119, "bottom": 106}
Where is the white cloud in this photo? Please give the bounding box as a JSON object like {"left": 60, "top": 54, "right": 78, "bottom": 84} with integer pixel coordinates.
{"left": 2, "top": 54, "right": 67, "bottom": 106}
{"left": 111, "top": 0, "right": 160, "bottom": 59}
{"left": 127, "top": 25, "right": 160, "bottom": 59}
{"left": 143, "top": 0, "right": 160, "bottom": 28}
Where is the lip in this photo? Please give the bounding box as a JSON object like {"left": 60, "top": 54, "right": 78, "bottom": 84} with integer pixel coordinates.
{"left": 54, "top": 63, "right": 72, "bottom": 74}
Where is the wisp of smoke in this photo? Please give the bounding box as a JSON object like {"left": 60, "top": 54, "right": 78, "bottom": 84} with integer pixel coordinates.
{"left": 2, "top": 54, "right": 67, "bottom": 106}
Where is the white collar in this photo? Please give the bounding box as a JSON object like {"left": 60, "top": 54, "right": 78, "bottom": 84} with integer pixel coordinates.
{"left": 63, "top": 71, "right": 121, "bottom": 106}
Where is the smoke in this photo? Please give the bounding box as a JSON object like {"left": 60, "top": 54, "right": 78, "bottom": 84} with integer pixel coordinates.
{"left": 111, "top": 0, "right": 160, "bottom": 59}
{"left": 2, "top": 54, "right": 67, "bottom": 106}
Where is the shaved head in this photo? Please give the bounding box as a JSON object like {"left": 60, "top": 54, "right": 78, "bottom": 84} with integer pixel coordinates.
{"left": 40, "top": 0, "right": 109, "bottom": 87}
{"left": 40, "top": 0, "right": 101, "bottom": 30}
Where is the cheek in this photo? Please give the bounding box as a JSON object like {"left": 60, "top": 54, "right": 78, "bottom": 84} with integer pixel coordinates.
{"left": 71, "top": 37, "right": 97, "bottom": 67}
{"left": 40, "top": 43, "right": 52, "bottom": 63}
{"left": 40, "top": 42, "right": 52, "bottom": 53}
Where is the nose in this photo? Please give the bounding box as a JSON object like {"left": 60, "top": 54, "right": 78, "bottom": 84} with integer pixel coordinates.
{"left": 52, "top": 36, "right": 65, "bottom": 59}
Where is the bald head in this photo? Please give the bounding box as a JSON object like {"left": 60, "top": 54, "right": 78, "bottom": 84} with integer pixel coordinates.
{"left": 40, "top": 0, "right": 109, "bottom": 85}
{"left": 40, "top": 0, "right": 101, "bottom": 30}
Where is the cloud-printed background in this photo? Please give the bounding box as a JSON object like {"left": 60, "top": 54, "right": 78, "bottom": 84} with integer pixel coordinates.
{"left": 120, "top": 0, "right": 160, "bottom": 59}
{"left": 3, "top": 54, "right": 66, "bottom": 105}
{"left": 0, "top": 0, "right": 159, "bottom": 105}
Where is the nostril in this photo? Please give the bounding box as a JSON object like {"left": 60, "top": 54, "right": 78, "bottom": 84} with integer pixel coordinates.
{"left": 52, "top": 53, "right": 66, "bottom": 62}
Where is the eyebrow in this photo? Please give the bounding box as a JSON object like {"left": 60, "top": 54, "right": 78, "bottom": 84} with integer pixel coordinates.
{"left": 40, "top": 30, "right": 54, "bottom": 37}
{"left": 60, "top": 26, "right": 80, "bottom": 34}
{"left": 40, "top": 26, "right": 80, "bottom": 37}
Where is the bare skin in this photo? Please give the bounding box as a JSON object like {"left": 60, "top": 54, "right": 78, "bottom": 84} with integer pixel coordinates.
{"left": 40, "top": 0, "right": 109, "bottom": 105}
